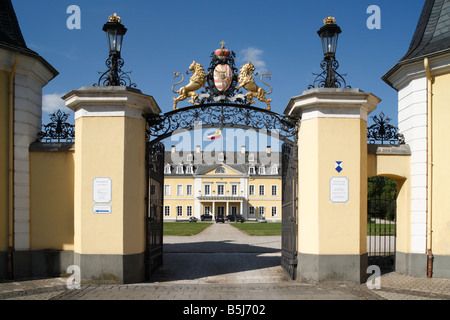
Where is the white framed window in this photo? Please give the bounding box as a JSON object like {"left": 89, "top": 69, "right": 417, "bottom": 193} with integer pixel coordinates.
{"left": 249, "top": 154, "right": 255, "bottom": 162}
{"left": 187, "top": 154, "right": 193, "bottom": 161}
{"left": 249, "top": 185, "right": 255, "bottom": 196}
{"left": 249, "top": 166, "right": 255, "bottom": 175}
{"left": 187, "top": 206, "right": 193, "bottom": 217}
{"left": 176, "top": 184, "right": 183, "bottom": 196}
{"left": 204, "top": 184, "right": 211, "bottom": 196}
{"left": 204, "top": 206, "right": 211, "bottom": 215}
{"left": 218, "top": 153, "right": 224, "bottom": 162}
{"left": 164, "top": 185, "right": 171, "bottom": 196}
{"left": 259, "top": 185, "right": 265, "bottom": 196}
{"left": 271, "top": 206, "right": 277, "bottom": 217}
{"left": 164, "top": 165, "right": 171, "bottom": 174}
{"left": 231, "top": 206, "right": 238, "bottom": 215}
{"left": 164, "top": 206, "right": 170, "bottom": 217}
{"left": 217, "top": 184, "right": 225, "bottom": 196}
{"left": 271, "top": 185, "right": 278, "bottom": 196}
{"left": 258, "top": 166, "right": 266, "bottom": 175}
{"left": 258, "top": 206, "right": 265, "bottom": 218}
{"left": 215, "top": 167, "right": 226, "bottom": 174}
{"left": 176, "top": 166, "right": 184, "bottom": 174}
{"left": 176, "top": 206, "right": 183, "bottom": 217}
{"left": 231, "top": 184, "right": 238, "bottom": 196}
{"left": 271, "top": 165, "right": 278, "bottom": 175}
{"left": 186, "top": 166, "right": 193, "bottom": 174}
{"left": 186, "top": 184, "right": 193, "bottom": 196}
{"left": 249, "top": 206, "right": 255, "bottom": 217}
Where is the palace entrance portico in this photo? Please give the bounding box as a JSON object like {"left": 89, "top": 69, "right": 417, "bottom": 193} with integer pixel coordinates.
{"left": 198, "top": 196, "right": 244, "bottom": 219}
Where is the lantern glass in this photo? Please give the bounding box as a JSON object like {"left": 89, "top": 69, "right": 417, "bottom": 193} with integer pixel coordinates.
{"left": 103, "top": 22, "right": 127, "bottom": 55}
{"left": 318, "top": 24, "right": 341, "bottom": 56}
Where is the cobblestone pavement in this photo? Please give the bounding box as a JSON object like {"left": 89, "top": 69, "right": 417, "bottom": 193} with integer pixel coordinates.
{"left": 1, "top": 224, "right": 450, "bottom": 301}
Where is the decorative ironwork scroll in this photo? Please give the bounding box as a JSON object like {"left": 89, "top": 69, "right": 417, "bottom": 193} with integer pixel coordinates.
{"left": 367, "top": 112, "right": 405, "bottom": 145}
{"left": 308, "top": 58, "right": 350, "bottom": 89}
{"left": 95, "top": 56, "right": 136, "bottom": 87}
{"left": 37, "top": 109, "right": 75, "bottom": 142}
{"left": 144, "top": 103, "right": 299, "bottom": 144}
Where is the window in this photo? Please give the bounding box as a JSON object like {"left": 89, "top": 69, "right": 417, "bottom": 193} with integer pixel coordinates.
{"left": 218, "top": 153, "right": 224, "bottom": 162}
{"left": 249, "top": 206, "right": 255, "bottom": 217}
{"left": 204, "top": 206, "right": 211, "bottom": 215}
{"left": 164, "top": 185, "right": 170, "bottom": 196}
{"left": 176, "top": 166, "right": 184, "bottom": 174}
{"left": 231, "top": 184, "right": 238, "bottom": 196}
{"left": 217, "top": 184, "right": 225, "bottom": 195}
{"left": 215, "top": 167, "right": 226, "bottom": 174}
{"left": 231, "top": 206, "right": 238, "bottom": 215}
{"left": 271, "top": 206, "right": 277, "bottom": 217}
{"left": 164, "top": 206, "right": 170, "bottom": 217}
{"left": 249, "top": 166, "right": 255, "bottom": 175}
{"left": 259, "top": 185, "right": 265, "bottom": 196}
{"left": 177, "top": 184, "right": 183, "bottom": 196}
{"left": 177, "top": 206, "right": 183, "bottom": 217}
{"left": 258, "top": 206, "right": 265, "bottom": 218}
{"left": 271, "top": 185, "right": 277, "bottom": 196}
{"left": 164, "top": 165, "right": 171, "bottom": 174}
{"left": 186, "top": 185, "right": 193, "bottom": 196}
{"left": 249, "top": 185, "right": 255, "bottom": 196}
{"left": 271, "top": 165, "right": 278, "bottom": 174}
{"left": 187, "top": 206, "right": 193, "bottom": 217}
{"left": 258, "top": 166, "right": 266, "bottom": 175}
{"left": 186, "top": 166, "right": 193, "bottom": 174}
{"left": 249, "top": 154, "right": 255, "bottom": 162}
{"left": 204, "top": 184, "right": 211, "bottom": 196}
{"left": 187, "top": 154, "right": 193, "bottom": 161}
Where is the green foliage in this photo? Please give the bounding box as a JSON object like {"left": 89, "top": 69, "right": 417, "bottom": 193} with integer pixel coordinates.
{"left": 163, "top": 222, "right": 212, "bottom": 236}
{"left": 368, "top": 177, "right": 397, "bottom": 222}
{"left": 230, "top": 223, "right": 282, "bottom": 236}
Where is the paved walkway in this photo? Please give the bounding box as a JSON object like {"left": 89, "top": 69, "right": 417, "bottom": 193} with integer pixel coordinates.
{"left": 1, "top": 223, "right": 450, "bottom": 301}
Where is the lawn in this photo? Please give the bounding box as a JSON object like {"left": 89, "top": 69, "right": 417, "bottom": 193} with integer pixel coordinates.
{"left": 230, "top": 222, "right": 282, "bottom": 236}
{"left": 163, "top": 222, "right": 212, "bottom": 236}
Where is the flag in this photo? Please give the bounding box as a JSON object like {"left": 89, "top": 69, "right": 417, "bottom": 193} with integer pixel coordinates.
{"left": 207, "top": 129, "right": 222, "bottom": 140}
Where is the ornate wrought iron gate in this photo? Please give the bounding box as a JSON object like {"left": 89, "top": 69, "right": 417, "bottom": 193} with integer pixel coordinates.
{"left": 145, "top": 142, "right": 165, "bottom": 280}
{"left": 281, "top": 143, "right": 298, "bottom": 280}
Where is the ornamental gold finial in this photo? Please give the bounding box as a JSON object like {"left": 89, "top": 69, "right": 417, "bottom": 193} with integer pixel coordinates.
{"left": 220, "top": 41, "right": 226, "bottom": 49}
{"left": 323, "top": 15, "right": 336, "bottom": 25}
{"left": 109, "top": 13, "right": 121, "bottom": 23}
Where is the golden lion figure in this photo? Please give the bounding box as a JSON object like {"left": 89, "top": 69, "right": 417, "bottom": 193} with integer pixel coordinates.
{"left": 172, "top": 61, "right": 206, "bottom": 110}
{"left": 236, "top": 62, "right": 272, "bottom": 110}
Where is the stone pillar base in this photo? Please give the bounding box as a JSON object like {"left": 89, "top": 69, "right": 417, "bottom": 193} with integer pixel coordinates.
{"left": 298, "top": 253, "right": 368, "bottom": 284}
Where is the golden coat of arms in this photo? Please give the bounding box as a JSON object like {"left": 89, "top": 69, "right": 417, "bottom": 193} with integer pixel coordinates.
{"left": 171, "top": 42, "right": 273, "bottom": 110}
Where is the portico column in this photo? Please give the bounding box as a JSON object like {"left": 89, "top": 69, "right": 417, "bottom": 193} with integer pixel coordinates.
{"left": 285, "top": 88, "right": 380, "bottom": 284}
{"left": 63, "top": 86, "right": 160, "bottom": 284}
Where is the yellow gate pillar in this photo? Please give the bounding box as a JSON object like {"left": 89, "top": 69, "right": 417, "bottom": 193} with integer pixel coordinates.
{"left": 285, "top": 88, "right": 380, "bottom": 283}
{"left": 63, "top": 86, "right": 160, "bottom": 284}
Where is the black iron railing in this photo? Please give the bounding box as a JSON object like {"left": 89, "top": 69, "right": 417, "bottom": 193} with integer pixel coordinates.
{"left": 37, "top": 109, "right": 75, "bottom": 143}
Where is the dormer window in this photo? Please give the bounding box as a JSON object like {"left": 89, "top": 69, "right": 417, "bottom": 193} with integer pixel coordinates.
{"left": 186, "top": 166, "right": 193, "bottom": 174}
{"left": 249, "top": 166, "right": 255, "bottom": 175}
{"left": 187, "top": 154, "right": 193, "bottom": 162}
{"left": 248, "top": 154, "right": 255, "bottom": 162}
{"left": 258, "top": 166, "right": 266, "bottom": 175}
{"left": 176, "top": 166, "right": 184, "bottom": 174}
{"left": 215, "top": 167, "right": 226, "bottom": 174}
{"left": 218, "top": 153, "right": 224, "bottom": 162}
{"left": 271, "top": 165, "right": 278, "bottom": 174}
{"left": 164, "top": 165, "right": 171, "bottom": 174}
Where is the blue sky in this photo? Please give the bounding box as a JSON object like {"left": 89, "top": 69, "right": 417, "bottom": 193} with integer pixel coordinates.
{"left": 12, "top": 0, "right": 425, "bottom": 149}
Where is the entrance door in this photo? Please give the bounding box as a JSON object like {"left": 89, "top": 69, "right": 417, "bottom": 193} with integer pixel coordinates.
{"left": 145, "top": 142, "right": 165, "bottom": 280}
{"left": 217, "top": 206, "right": 225, "bottom": 219}
{"left": 281, "top": 143, "right": 298, "bottom": 280}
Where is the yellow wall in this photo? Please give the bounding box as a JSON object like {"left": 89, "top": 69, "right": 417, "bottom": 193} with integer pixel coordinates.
{"left": 430, "top": 72, "right": 450, "bottom": 256}
{"left": 30, "top": 149, "right": 75, "bottom": 250}
{"left": 0, "top": 70, "right": 10, "bottom": 252}
{"left": 299, "top": 117, "right": 367, "bottom": 255}
{"left": 74, "top": 116, "right": 146, "bottom": 255}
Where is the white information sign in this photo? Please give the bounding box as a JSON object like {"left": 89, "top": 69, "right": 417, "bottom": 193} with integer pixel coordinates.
{"left": 330, "top": 177, "right": 349, "bottom": 203}
{"left": 93, "top": 205, "right": 112, "bottom": 214}
{"left": 93, "top": 177, "right": 112, "bottom": 203}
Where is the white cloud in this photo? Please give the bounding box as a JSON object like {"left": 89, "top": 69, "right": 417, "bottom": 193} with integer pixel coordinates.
{"left": 42, "top": 93, "right": 67, "bottom": 113}
{"left": 240, "top": 47, "right": 268, "bottom": 74}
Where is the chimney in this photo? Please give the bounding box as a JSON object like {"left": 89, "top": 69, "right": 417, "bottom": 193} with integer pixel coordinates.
{"left": 171, "top": 145, "right": 176, "bottom": 153}
{"left": 266, "top": 146, "right": 271, "bottom": 154}
{"left": 241, "top": 145, "right": 246, "bottom": 153}
{"left": 196, "top": 145, "right": 201, "bottom": 153}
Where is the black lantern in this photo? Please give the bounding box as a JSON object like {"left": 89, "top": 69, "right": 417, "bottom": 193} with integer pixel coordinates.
{"left": 308, "top": 16, "right": 349, "bottom": 89}
{"left": 95, "top": 13, "right": 135, "bottom": 87}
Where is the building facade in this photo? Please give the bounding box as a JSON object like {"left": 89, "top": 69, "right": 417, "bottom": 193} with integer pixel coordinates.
{"left": 163, "top": 146, "right": 282, "bottom": 222}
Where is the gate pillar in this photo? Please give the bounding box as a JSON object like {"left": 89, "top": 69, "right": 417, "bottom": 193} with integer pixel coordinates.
{"left": 63, "top": 86, "right": 160, "bottom": 284}
{"left": 285, "top": 88, "right": 380, "bottom": 283}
